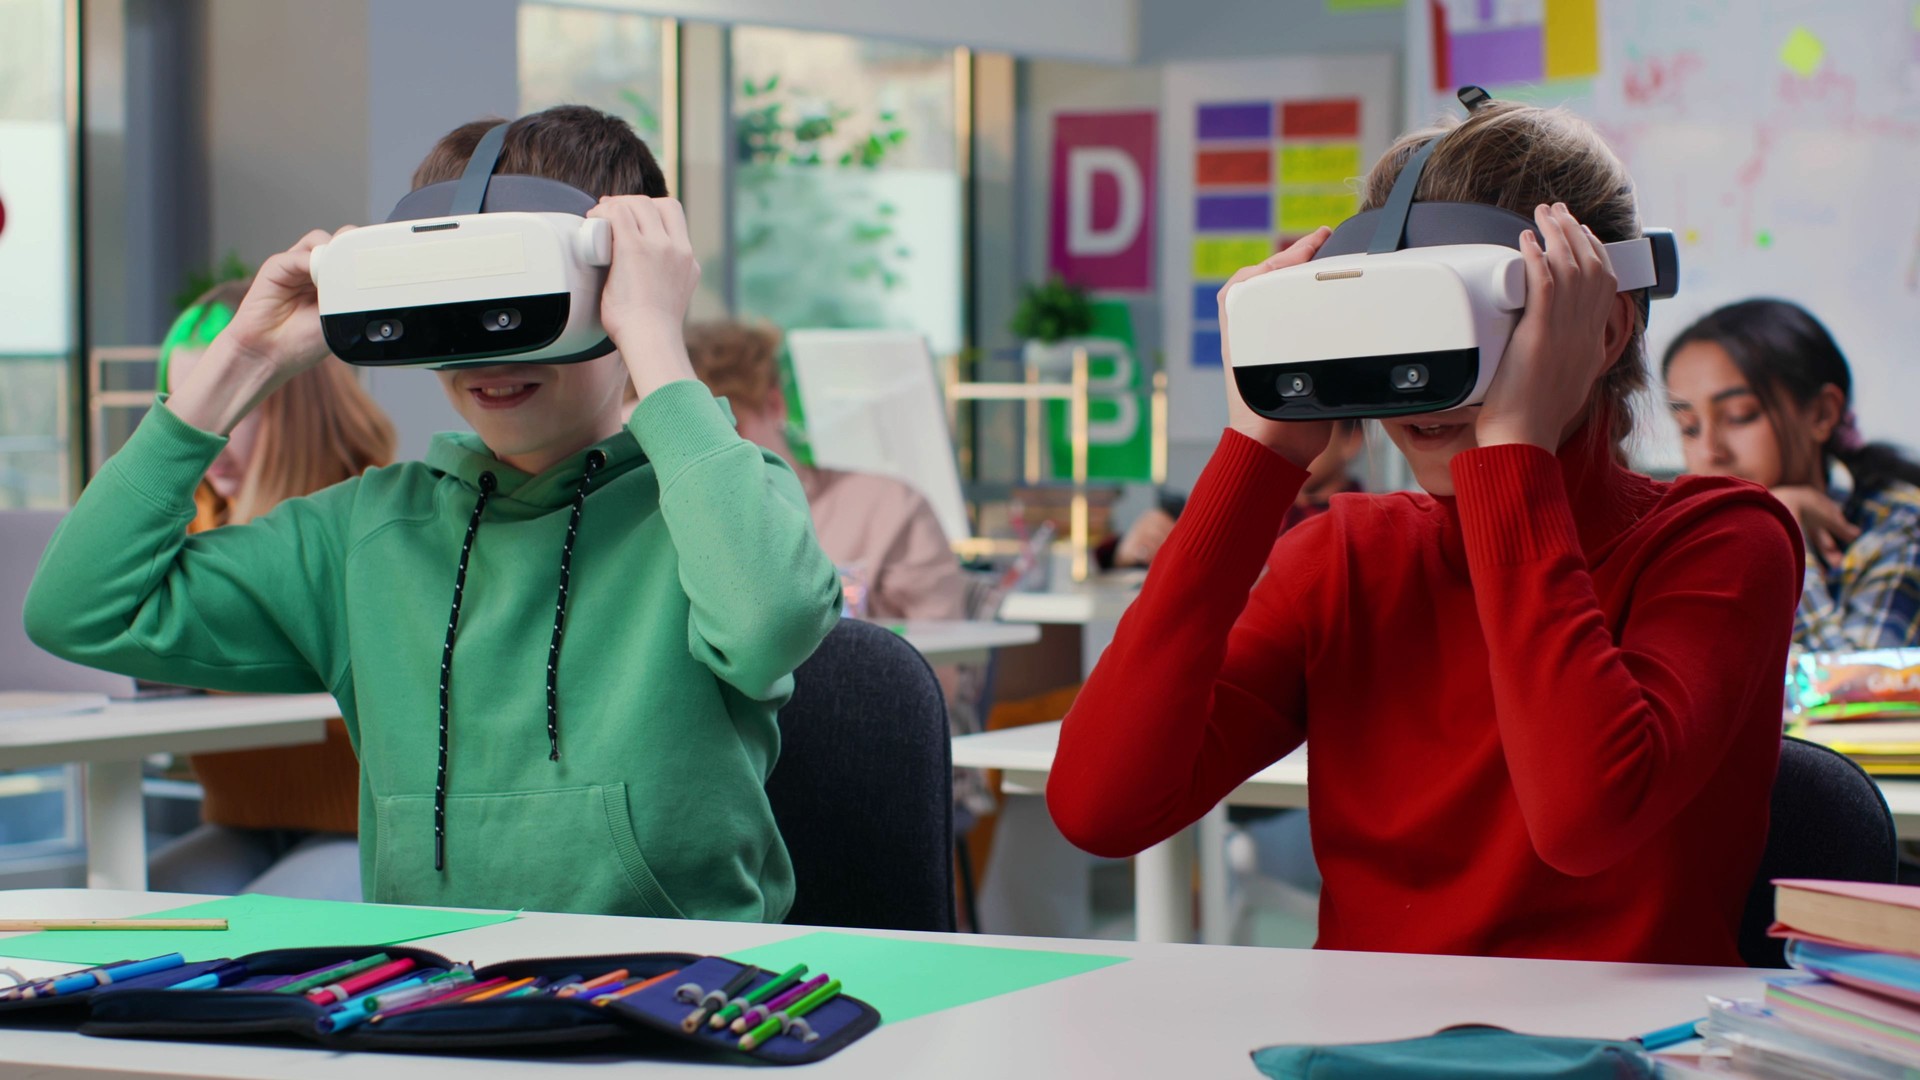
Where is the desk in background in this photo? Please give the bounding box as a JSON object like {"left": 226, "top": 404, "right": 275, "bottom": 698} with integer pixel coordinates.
{"left": 0, "top": 887, "right": 1760, "bottom": 1079}
{"left": 896, "top": 620, "right": 1041, "bottom": 667}
{"left": 0, "top": 695, "right": 339, "bottom": 891}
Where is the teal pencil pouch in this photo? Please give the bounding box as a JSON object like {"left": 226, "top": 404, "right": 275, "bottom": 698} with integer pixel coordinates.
{"left": 1252, "top": 1025, "right": 1654, "bottom": 1079}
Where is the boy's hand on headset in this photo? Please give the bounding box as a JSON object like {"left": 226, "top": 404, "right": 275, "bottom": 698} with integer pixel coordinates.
{"left": 225, "top": 228, "right": 350, "bottom": 375}
{"left": 167, "top": 227, "right": 351, "bottom": 436}
{"left": 1475, "top": 203, "right": 1632, "bottom": 452}
{"left": 589, "top": 196, "right": 701, "bottom": 402}
{"left": 1218, "top": 226, "right": 1336, "bottom": 471}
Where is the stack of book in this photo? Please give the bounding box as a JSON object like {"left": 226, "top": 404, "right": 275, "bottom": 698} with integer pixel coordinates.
{"left": 1674, "top": 880, "right": 1920, "bottom": 1078}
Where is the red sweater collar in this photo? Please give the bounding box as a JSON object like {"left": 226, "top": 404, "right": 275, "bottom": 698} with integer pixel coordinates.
{"left": 1434, "top": 416, "right": 1660, "bottom": 557}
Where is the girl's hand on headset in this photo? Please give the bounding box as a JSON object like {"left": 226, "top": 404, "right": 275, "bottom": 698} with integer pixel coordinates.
{"left": 1475, "top": 203, "right": 1633, "bottom": 452}
{"left": 1217, "top": 226, "right": 1336, "bottom": 471}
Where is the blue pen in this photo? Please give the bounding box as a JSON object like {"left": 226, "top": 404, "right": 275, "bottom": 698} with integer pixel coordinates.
{"left": 317, "top": 975, "right": 430, "bottom": 1034}
{"left": 49, "top": 953, "right": 186, "bottom": 996}
{"left": 1636, "top": 1018, "right": 1705, "bottom": 1052}
{"left": 167, "top": 961, "right": 249, "bottom": 991}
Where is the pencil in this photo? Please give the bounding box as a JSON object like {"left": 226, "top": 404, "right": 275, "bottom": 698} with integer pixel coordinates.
{"left": 0, "top": 919, "right": 228, "bottom": 931}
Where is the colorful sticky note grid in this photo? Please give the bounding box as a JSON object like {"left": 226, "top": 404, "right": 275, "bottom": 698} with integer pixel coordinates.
{"left": 0, "top": 894, "right": 517, "bottom": 965}
{"left": 1193, "top": 236, "right": 1274, "bottom": 279}
{"left": 1189, "top": 95, "right": 1364, "bottom": 371}
{"left": 1279, "top": 143, "right": 1361, "bottom": 186}
{"left": 727, "top": 931, "right": 1127, "bottom": 1026}
{"left": 1780, "top": 26, "right": 1826, "bottom": 78}
{"left": 1279, "top": 191, "right": 1360, "bottom": 234}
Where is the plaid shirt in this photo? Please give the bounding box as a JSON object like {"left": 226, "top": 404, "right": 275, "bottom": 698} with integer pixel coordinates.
{"left": 1795, "top": 480, "right": 1920, "bottom": 651}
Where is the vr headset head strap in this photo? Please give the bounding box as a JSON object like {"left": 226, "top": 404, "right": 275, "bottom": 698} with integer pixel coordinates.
{"left": 449, "top": 121, "right": 512, "bottom": 217}
{"left": 1367, "top": 86, "right": 1494, "bottom": 255}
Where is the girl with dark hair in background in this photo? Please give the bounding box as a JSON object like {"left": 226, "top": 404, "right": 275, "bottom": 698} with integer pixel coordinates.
{"left": 1665, "top": 299, "right": 1920, "bottom": 651}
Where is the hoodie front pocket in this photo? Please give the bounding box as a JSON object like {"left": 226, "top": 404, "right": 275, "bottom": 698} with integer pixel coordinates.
{"left": 371, "top": 783, "right": 684, "bottom": 919}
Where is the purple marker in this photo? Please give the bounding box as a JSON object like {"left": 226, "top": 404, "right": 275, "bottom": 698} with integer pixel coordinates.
{"left": 732, "top": 974, "right": 829, "bottom": 1034}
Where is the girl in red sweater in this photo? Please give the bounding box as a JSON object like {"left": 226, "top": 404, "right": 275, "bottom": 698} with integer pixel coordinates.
{"left": 1049, "top": 102, "right": 1803, "bottom": 966}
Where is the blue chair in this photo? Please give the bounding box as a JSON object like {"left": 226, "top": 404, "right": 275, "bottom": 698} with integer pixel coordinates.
{"left": 768, "top": 619, "right": 956, "bottom": 932}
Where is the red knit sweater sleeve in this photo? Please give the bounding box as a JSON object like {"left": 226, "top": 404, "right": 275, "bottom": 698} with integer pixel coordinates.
{"left": 1450, "top": 443, "right": 1802, "bottom": 877}
{"left": 1050, "top": 430, "right": 1315, "bottom": 858}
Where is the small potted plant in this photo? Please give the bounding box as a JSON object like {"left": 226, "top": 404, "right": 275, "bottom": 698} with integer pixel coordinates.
{"left": 1011, "top": 276, "right": 1097, "bottom": 372}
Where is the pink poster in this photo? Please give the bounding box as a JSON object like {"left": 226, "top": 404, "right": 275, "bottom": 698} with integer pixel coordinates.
{"left": 1049, "top": 111, "right": 1157, "bottom": 291}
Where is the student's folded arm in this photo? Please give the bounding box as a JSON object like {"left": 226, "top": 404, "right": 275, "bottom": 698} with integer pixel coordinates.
{"left": 1049, "top": 430, "right": 1316, "bottom": 858}
{"left": 1452, "top": 444, "right": 1802, "bottom": 878}
{"left": 632, "top": 381, "right": 842, "bottom": 701}
{"left": 22, "top": 403, "right": 351, "bottom": 695}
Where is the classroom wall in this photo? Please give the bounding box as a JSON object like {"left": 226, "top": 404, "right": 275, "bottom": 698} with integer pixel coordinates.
{"left": 203, "top": 0, "right": 371, "bottom": 269}
{"left": 1134, "top": 0, "right": 1403, "bottom": 63}
{"left": 198, "top": 0, "right": 528, "bottom": 462}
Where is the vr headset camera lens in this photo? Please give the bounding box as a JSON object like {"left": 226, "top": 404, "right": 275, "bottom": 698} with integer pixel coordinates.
{"left": 482, "top": 308, "right": 522, "bottom": 332}
{"left": 1391, "top": 364, "right": 1428, "bottom": 392}
{"left": 1277, "top": 373, "right": 1313, "bottom": 399}
{"left": 365, "top": 319, "right": 404, "bottom": 343}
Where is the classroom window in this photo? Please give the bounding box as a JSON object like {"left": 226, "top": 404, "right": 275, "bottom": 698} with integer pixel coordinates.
{"left": 728, "top": 26, "right": 965, "bottom": 358}
{"left": 0, "top": 0, "right": 78, "bottom": 509}
{"left": 518, "top": 3, "right": 671, "bottom": 162}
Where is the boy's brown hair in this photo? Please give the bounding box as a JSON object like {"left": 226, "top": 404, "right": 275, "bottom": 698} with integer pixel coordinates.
{"left": 411, "top": 104, "right": 668, "bottom": 199}
{"left": 683, "top": 321, "right": 784, "bottom": 412}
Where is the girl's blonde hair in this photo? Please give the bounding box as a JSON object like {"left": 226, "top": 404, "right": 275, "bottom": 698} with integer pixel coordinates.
{"left": 231, "top": 358, "right": 398, "bottom": 523}
{"left": 174, "top": 279, "right": 398, "bottom": 524}
{"left": 1361, "top": 101, "right": 1646, "bottom": 456}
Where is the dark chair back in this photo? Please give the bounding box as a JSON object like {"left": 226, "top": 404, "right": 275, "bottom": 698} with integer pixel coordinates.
{"left": 769, "top": 619, "right": 955, "bottom": 932}
{"left": 1740, "top": 736, "right": 1898, "bottom": 967}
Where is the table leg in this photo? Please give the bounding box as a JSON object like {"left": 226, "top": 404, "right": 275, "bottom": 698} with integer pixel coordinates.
{"left": 1134, "top": 826, "right": 1196, "bottom": 944}
{"left": 83, "top": 759, "right": 148, "bottom": 891}
{"left": 1198, "top": 805, "right": 1233, "bottom": 945}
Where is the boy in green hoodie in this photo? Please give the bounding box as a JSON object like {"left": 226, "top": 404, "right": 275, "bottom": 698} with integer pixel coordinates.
{"left": 24, "top": 106, "right": 842, "bottom": 922}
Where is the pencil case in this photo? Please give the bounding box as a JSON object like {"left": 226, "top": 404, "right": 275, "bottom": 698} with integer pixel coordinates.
{"left": 17, "top": 945, "right": 879, "bottom": 1065}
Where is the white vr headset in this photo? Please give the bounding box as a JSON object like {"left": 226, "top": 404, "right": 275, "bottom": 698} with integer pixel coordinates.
{"left": 1224, "top": 88, "right": 1679, "bottom": 421}
{"left": 310, "top": 121, "right": 614, "bottom": 369}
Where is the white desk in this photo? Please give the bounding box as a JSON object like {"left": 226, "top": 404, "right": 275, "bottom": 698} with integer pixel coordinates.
{"left": 896, "top": 620, "right": 1042, "bottom": 666}
{"left": 997, "top": 577, "right": 1140, "bottom": 626}
{"left": 0, "top": 695, "right": 339, "bottom": 891}
{"left": 0, "top": 888, "right": 1760, "bottom": 1079}
{"left": 955, "top": 720, "right": 1920, "bottom": 946}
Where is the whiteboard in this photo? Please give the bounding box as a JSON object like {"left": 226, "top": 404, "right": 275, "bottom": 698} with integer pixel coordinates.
{"left": 1160, "top": 54, "right": 1401, "bottom": 442}
{"left": 1407, "top": 0, "right": 1920, "bottom": 470}
{"left": 785, "top": 329, "right": 971, "bottom": 543}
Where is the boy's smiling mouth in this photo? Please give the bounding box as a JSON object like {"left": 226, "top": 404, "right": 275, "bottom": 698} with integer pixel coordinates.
{"left": 457, "top": 367, "right": 546, "bottom": 411}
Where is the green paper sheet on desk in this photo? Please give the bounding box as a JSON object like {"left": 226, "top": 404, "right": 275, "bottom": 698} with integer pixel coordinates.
{"left": 727, "top": 931, "right": 1127, "bottom": 1024}
{"left": 0, "top": 893, "right": 516, "bottom": 965}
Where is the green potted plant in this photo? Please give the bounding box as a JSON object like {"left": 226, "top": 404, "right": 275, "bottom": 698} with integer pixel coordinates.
{"left": 1012, "top": 276, "right": 1100, "bottom": 372}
